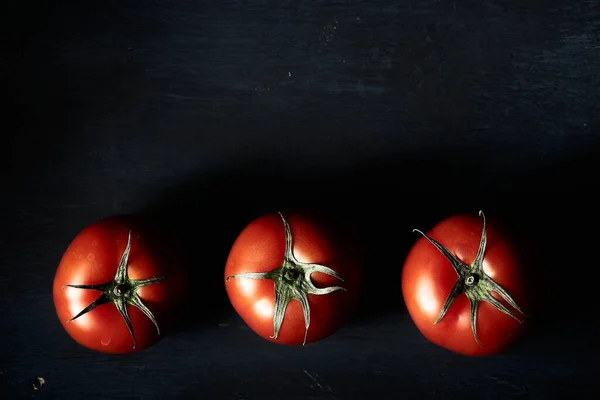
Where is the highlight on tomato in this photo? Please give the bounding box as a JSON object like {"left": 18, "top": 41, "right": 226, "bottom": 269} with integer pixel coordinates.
{"left": 224, "top": 211, "right": 361, "bottom": 345}
{"left": 52, "top": 216, "right": 187, "bottom": 354}
{"left": 401, "top": 210, "right": 527, "bottom": 356}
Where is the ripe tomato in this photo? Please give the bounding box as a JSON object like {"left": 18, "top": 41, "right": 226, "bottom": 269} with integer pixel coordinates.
{"left": 53, "top": 216, "right": 186, "bottom": 354}
{"left": 402, "top": 211, "right": 527, "bottom": 356}
{"left": 224, "top": 211, "right": 360, "bottom": 345}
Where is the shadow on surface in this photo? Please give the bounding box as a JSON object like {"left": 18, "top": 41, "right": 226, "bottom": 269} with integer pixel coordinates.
{"left": 503, "top": 145, "right": 600, "bottom": 346}
{"left": 135, "top": 142, "right": 600, "bottom": 333}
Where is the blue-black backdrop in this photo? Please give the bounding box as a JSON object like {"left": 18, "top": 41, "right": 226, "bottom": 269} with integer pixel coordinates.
{"left": 4, "top": 0, "right": 600, "bottom": 399}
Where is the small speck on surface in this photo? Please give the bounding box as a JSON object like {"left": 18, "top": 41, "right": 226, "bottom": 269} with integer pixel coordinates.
{"left": 32, "top": 377, "right": 45, "bottom": 391}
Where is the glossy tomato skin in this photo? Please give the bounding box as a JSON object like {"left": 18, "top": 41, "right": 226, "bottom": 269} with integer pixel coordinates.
{"left": 53, "top": 216, "right": 187, "bottom": 354}
{"left": 402, "top": 214, "right": 527, "bottom": 356}
{"left": 224, "top": 211, "right": 361, "bottom": 345}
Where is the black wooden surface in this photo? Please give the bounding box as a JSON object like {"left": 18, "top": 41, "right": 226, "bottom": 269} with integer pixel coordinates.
{"left": 4, "top": 0, "right": 600, "bottom": 399}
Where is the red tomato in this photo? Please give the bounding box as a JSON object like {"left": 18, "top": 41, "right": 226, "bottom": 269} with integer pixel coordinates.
{"left": 224, "top": 211, "right": 360, "bottom": 345}
{"left": 402, "top": 211, "right": 527, "bottom": 356}
{"left": 53, "top": 216, "right": 186, "bottom": 354}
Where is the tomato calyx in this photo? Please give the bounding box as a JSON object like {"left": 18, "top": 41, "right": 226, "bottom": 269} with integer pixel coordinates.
{"left": 62, "top": 231, "right": 166, "bottom": 349}
{"left": 412, "top": 210, "right": 526, "bottom": 346}
{"left": 226, "top": 212, "right": 346, "bottom": 345}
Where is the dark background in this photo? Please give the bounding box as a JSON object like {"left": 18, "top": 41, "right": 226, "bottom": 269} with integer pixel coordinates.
{"left": 3, "top": 0, "right": 600, "bottom": 398}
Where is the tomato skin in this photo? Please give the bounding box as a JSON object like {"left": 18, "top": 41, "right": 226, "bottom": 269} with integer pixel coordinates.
{"left": 402, "top": 213, "right": 527, "bottom": 356}
{"left": 224, "top": 211, "right": 360, "bottom": 345}
{"left": 53, "top": 216, "right": 186, "bottom": 354}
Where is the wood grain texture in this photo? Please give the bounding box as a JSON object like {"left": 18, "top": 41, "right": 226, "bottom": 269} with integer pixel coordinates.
{"left": 4, "top": 0, "right": 600, "bottom": 398}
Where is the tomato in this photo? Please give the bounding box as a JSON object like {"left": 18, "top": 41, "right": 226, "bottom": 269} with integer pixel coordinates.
{"left": 53, "top": 216, "right": 186, "bottom": 354}
{"left": 402, "top": 211, "right": 527, "bottom": 356}
{"left": 224, "top": 211, "right": 360, "bottom": 345}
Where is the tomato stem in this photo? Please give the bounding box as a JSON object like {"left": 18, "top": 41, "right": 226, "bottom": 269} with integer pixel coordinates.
{"left": 412, "top": 210, "right": 526, "bottom": 347}
{"left": 465, "top": 274, "right": 479, "bottom": 286}
{"left": 113, "top": 284, "right": 128, "bottom": 296}
{"left": 283, "top": 269, "right": 300, "bottom": 282}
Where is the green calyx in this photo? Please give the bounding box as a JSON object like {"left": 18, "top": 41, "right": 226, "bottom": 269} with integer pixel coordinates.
{"left": 226, "top": 212, "right": 346, "bottom": 345}
{"left": 62, "top": 231, "right": 166, "bottom": 349}
{"left": 413, "top": 210, "right": 526, "bottom": 346}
